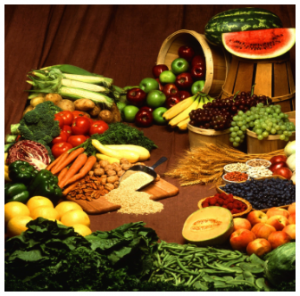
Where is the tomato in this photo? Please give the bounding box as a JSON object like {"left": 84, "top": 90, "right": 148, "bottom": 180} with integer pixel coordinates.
{"left": 51, "top": 142, "right": 73, "bottom": 159}
{"left": 89, "top": 120, "right": 109, "bottom": 136}
{"left": 72, "top": 117, "right": 91, "bottom": 135}
{"left": 72, "top": 111, "right": 90, "bottom": 122}
{"left": 62, "top": 125, "right": 72, "bottom": 138}
{"left": 54, "top": 114, "right": 64, "bottom": 129}
{"left": 88, "top": 117, "right": 94, "bottom": 126}
{"left": 52, "top": 132, "right": 69, "bottom": 145}
{"left": 67, "top": 135, "right": 87, "bottom": 147}
{"left": 56, "top": 111, "right": 74, "bottom": 126}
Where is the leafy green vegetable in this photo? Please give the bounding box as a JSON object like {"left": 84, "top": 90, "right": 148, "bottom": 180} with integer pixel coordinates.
{"left": 263, "top": 242, "right": 295, "bottom": 288}
{"left": 72, "top": 122, "right": 158, "bottom": 156}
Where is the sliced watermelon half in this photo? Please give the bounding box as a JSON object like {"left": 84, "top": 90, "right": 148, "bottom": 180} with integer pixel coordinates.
{"left": 222, "top": 28, "right": 295, "bottom": 59}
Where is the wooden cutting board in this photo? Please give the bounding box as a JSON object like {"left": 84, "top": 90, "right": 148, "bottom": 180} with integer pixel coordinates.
{"left": 65, "top": 178, "right": 179, "bottom": 214}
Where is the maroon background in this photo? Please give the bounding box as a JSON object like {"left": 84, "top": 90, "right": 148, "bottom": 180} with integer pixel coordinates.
{"left": 5, "top": 5, "right": 295, "bottom": 243}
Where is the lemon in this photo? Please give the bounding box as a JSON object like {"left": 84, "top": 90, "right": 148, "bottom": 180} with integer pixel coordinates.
{"left": 30, "top": 206, "right": 59, "bottom": 220}
{"left": 46, "top": 218, "right": 64, "bottom": 225}
{"left": 5, "top": 201, "right": 30, "bottom": 225}
{"left": 26, "top": 196, "right": 54, "bottom": 212}
{"left": 55, "top": 201, "right": 83, "bottom": 220}
{"left": 72, "top": 224, "right": 92, "bottom": 236}
{"left": 60, "top": 210, "right": 90, "bottom": 227}
{"left": 6, "top": 215, "right": 33, "bottom": 237}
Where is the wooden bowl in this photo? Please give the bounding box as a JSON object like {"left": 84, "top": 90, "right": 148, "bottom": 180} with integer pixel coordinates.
{"left": 216, "top": 175, "right": 293, "bottom": 212}
{"left": 198, "top": 195, "right": 252, "bottom": 218}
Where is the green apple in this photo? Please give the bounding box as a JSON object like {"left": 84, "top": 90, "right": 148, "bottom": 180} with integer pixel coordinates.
{"left": 123, "top": 105, "right": 139, "bottom": 122}
{"left": 153, "top": 107, "right": 168, "bottom": 125}
{"left": 159, "top": 70, "right": 176, "bottom": 84}
{"left": 139, "top": 78, "right": 159, "bottom": 93}
{"left": 191, "top": 80, "right": 205, "bottom": 95}
{"left": 146, "top": 90, "right": 166, "bottom": 108}
{"left": 171, "top": 58, "right": 189, "bottom": 75}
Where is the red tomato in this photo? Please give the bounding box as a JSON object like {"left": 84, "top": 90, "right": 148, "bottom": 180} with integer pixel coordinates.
{"left": 67, "top": 135, "right": 87, "bottom": 147}
{"left": 52, "top": 132, "right": 69, "bottom": 145}
{"left": 54, "top": 114, "right": 64, "bottom": 129}
{"left": 88, "top": 117, "right": 94, "bottom": 126}
{"left": 51, "top": 142, "right": 73, "bottom": 159}
{"left": 72, "top": 111, "right": 90, "bottom": 122}
{"left": 72, "top": 117, "right": 91, "bottom": 135}
{"left": 89, "top": 120, "right": 109, "bottom": 136}
{"left": 57, "top": 111, "right": 74, "bottom": 126}
{"left": 62, "top": 125, "right": 72, "bottom": 138}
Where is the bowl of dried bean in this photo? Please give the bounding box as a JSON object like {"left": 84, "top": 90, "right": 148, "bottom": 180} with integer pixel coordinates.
{"left": 246, "top": 159, "right": 272, "bottom": 168}
{"left": 222, "top": 171, "right": 250, "bottom": 185}
{"left": 224, "top": 163, "right": 250, "bottom": 174}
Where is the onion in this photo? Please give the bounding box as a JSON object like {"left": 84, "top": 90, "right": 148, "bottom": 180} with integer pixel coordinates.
{"left": 270, "top": 155, "right": 287, "bottom": 165}
{"left": 291, "top": 171, "right": 296, "bottom": 184}
{"left": 273, "top": 167, "right": 293, "bottom": 180}
{"left": 269, "top": 162, "right": 287, "bottom": 173}
{"left": 286, "top": 153, "right": 296, "bottom": 172}
{"left": 284, "top": 140, "right": 296, "bottom": 156}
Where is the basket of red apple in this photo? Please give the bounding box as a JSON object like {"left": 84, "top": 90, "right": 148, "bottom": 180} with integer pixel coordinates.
{"left": 198, "top": 192, "right": 252, "bottom": 217}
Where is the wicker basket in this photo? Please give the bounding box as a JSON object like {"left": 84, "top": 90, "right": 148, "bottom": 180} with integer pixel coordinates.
{"left": 216, "top": 175, "right": 292, "bottom": 212}
{"left": 198, "top": 195, "right": 252, "bottom": 217}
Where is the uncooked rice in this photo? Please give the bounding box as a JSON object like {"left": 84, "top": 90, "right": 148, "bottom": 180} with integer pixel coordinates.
{"left": 105, "top": 171, "right": 164, "bottom": 215}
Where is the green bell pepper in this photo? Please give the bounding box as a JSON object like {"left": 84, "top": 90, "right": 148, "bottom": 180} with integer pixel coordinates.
{"left": 8, "top": 160, "right": 38, "bottom": 184}
{"left": 28, "top": 169, "right": 62, "bottom": 204}
{"left": 5, "top": 183, "right": 30, "bottom": 203}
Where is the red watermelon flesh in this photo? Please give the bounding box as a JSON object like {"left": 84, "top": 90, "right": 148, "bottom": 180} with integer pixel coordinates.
{"left": 222, "top": 28, "right": 295, "bottom": 59}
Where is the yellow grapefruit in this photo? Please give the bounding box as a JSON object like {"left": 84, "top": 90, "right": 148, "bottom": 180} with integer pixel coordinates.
{"left": 72, "top": 224, "right": 92, "bottom": 236}
{"left": 5, "top": 201, "right": 30, "bottom": 225}
{"left": 30, "top": 206, "right": 59, "bottom": 220}
{"left": 6, "top": 215, "right": 33, "bottom": 237}
{"left": 55, "top": 201, "right": 83, "bottom": 220}
{"left": 60, "top": 210, "right": 90, "bottom": 227}
{"left": 26, "top": 196, "right": 54, "bottom": 212}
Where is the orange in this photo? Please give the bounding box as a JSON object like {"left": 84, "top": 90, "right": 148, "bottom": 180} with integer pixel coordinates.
{"left": 72, "top": 224, "right": 92, "bottom": 236}
{"left": 60, "top": 210, "right": 90, "bottom": 227}
{"left": 5, "top": 201, "right": 30, "bottom": 225}
{"left": 6, "top": 216, "right": 33, "bottom": 237}
{"left": 55, "top": 201, "right": 83, "bottom": 220}
{"left": 26, "top": 196, "right": 54, "bottom": 212}
{"left": 30, "top": 206, "right": 59, "bottom": 220}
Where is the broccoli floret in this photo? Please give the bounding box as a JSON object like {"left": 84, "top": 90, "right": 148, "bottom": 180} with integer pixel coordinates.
{"left": 18, "top": 101, "right": 62, "bottom": 145}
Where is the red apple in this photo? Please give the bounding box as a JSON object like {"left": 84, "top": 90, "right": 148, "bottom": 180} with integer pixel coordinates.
{"left": 247, "top": 210, "right": 268, "bottom": 226}
{"left": 288, "top": 203, "right": 296, "bottom": 215}
{"left": 268, "top": 231, "right": 291, "bottom": 249}
{"left": 190, "top": 63, "right": 206, "bottom": 80}
{"left": 266, "top": 215, "right": 289, "bottom": 231}
{"left": 282, "top": 224, "right": 295, "bottom": 240}
{"left": 178, "top": 45, "right": 195, "bottom": 62}
{"left": 266, "top": 207, "right": 290, "bottom": 219}
{"left": 175, "top": 72, "right": 193, "bottom": 90}
{"left": 134, "top": 109, "right": 153, "bottom": 128}
{"left": 289, "top": 213, "right": 296, "bottom": 225}
{"left": 192, "top": 55, "right": 205, "bottom": 67}
{"left": 251, "top": 222, "right": 276, "bottom": 240}
{"left": 270, "top": 155, "right": 287, "bottom": 165}
{"left": 233, "top": 218, "right": 252, "bottom": 231}
{"left": 178, "top": 90, "right": 191, "bottom": 101}
{"left": 246, "top": 238, "right": 272, "bottom": 257}
{"left": 162, "top": 83, "right": 179, "bottom": 98}
{"left": 273, "top": 167, "right": 293, "bottom": 180}
{"left": 269, "top": 162, "right": 287, "bottom": 173}
{"left": 230, "top": 229, "right": 256, "bottom": 251}
{"left": 152, "top": 64, "right": 169, "bottom": 78}
{"left": 126, "top": 88, "right": 147, "bottom": 107}
{"left": 165, "top": 95, "right": 181, "bottom": 109}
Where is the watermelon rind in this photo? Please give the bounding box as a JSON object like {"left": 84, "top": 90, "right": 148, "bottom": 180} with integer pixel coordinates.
{"left": 221, "top": 28, "right": 295, "bottom": 59}
{"left": 205, "top": 7, "right": 283, "bottom": 46}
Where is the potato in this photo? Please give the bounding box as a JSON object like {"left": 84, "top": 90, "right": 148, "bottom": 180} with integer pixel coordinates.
{"left": 44, "top": 93, "right": 62, "bottom": 105}
{"left": 30, "top": 96, "right": 45, "bottom": 107}
{"left": 110, "top": 103, "right": 122, "bottom": 123}
{"left": 74, "top": 98, "right": 95, "bottom": 111}
{"left": 57, "top": 99, "right": 75, "bottom": 112}
{"left": 90, "top": 105, "right": 101, "bottom": 117}
{"left": 98, "top": 110, "right": 114, "bottom": 124}
{"left": 23, "top": 105, "right": 34, "bottom": 116}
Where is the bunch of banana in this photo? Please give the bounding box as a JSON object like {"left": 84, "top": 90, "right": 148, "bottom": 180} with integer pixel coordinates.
{"left": 163, "top": 92, "right": 215, "bottom": 130}
{"left": 5, "top": 153, "right": 11, "bottom": 182}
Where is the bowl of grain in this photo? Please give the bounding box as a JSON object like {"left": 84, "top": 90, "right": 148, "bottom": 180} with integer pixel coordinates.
{"left": 247, "top": 166, "right": 273, "bottom": 180}
{"left": 246, "top": 159, "right": 272, "bottom": 168}
{"left": 223, "top": 163, "right": 250, "bottom": 174}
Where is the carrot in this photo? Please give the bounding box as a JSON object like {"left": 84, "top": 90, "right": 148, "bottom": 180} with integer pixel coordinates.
{"left": 64, "top": 155, "right": 97, "bottom": 187}
{"left": 51, "top": 147, "right": 85, "bottom": 175}
{"left": 58, "top": 167, "right": 69, "bottom": 182}
{"left": 58, "top": 153, "right": 88, "bottom": 188}
{"left": 46, "top": 151, "right": 68, "bottom": 171}
{"left": 62, "top": 180, "right": 81, "bottom": 196}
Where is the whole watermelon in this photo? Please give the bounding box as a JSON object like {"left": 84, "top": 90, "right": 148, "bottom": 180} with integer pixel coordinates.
{"left": 205, "top": 7, "right": 283, "bottom": 46}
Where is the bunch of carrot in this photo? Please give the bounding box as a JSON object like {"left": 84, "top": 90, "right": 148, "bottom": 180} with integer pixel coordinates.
{"left": 46, "top": 148, "right": 97, "bottom": 189}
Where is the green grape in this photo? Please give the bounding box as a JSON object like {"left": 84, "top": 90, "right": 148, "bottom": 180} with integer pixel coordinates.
{"left": 231, "top": 132, "right": 237, "bottom": 138}
{"left": 233, "top": 142, "right": 239, "bottom": 147}
{"left": 249, "top": 122, "right": 255, "bottom": 128}
{"left": 230, "top": 127, "right": 235, "bottom": 132}
{"left": 262, "top": 131, "right": 269, "bottom": 138}
{"left": 257, "top": 134, "right": 264, "bottom": 140}
{"left": 235, "top": 136, "right": 241, "bottom": 142}
{"left": 265, "top": 126, "right": 271, "bottom": 132}
{"left": 237, "top": 130, "right": 243, "bottom": 136}
{"left": 261, "top": 123, "right": 267, "bottom": 130}
{"left": 283, "top": 131, "right": 289, "bottom": 136}
{"left": 229, "top": 137, "right": 235, "bottom": 142}
{"left": 286, "top": 131, "right": 292, "bottom": 137}
{"left": 280, "top": 125, "right": 286, "bottom": 131}
{"left": 254, "top": 114, "right": 260, "bottom": 120}
{"left": 279, "top": 113, "right": 285, "bottom": 119}
{"left": 256, "top": 129, "right": 263, "bottom": 135}
{"left": 241, "top": 126, "right": 247, "bottom": 132}
{"left": 279, "top": 134, "right": 286, "bottom": 140}
{"left": 233, "top": 126, "right": 239, "bottom": 132}
{"left": 270, "top": 128, "right": 277, "bottom": 134}
{"left": 233, "top": 115, "right": 239, "bottom": 121}
{"left": 237, "top": 121, "right": 243, "bottom": 127}
{"left": 275, "top": 125, "right": 281, "bottom": 131}
{"left": 250, "top": 107, "right": 257, "bottom": 112}
{"left": 238, "top": 110, "right": 244, "bottom": 116}
{"left": 266, "top": 107, "right": 272, "bottom": 113}
{"left": 277, "top": 130, "right": 283, "bottom": 135}
{"left": 284, "top": 136, "right": 290, "bottom": 141}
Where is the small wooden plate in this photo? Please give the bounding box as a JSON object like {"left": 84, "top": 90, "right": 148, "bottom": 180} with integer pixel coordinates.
{"left": 198, "top": 195, "right": 252, "bottom": 217}
{"left": 216, "top": 175, "right": 292, "bottom": 212}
